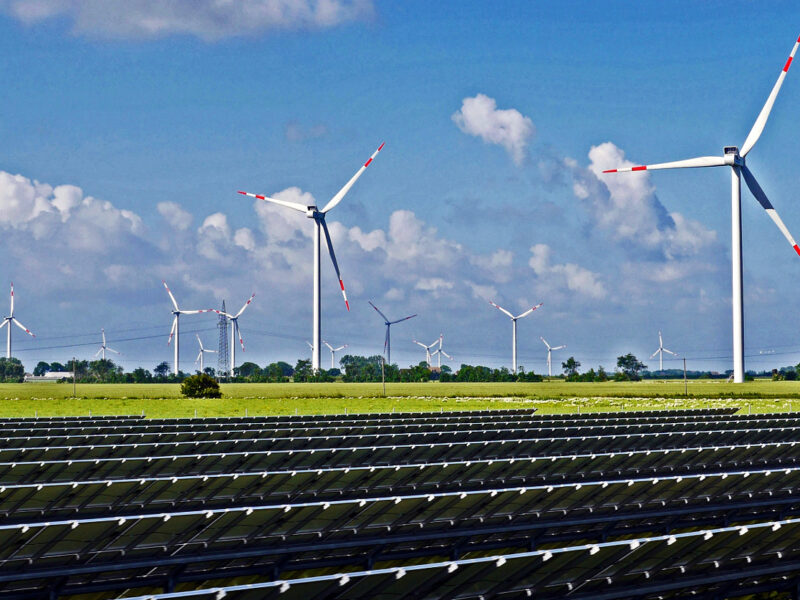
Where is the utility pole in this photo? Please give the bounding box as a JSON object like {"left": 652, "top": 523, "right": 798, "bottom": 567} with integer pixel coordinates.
{"left": 72, "top": 356, "right": 76, "bottom": 398}
{"left": 381, "top": 356, "right": 386, "bottom": 397}
{"left": 683, "top": 357, "right": 688, "bottom": 396}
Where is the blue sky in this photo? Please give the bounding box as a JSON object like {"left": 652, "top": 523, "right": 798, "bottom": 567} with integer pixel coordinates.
{"left": 1, "top": 0, "right": 799, "bottom": 375}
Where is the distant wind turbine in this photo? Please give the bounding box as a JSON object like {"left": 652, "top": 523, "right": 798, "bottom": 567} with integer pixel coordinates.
{"left": 0, "top": 283, "right": 34, "bottom": 359}
{"left": 163, "top": 280, "right": 213, "bottom": 376}
{"left": 602, "top": 35, "right": 800, "bottom": 383}
{"left": 195, "top": 334, "right": 216, "bottom": 373}
{"left": 540, "top": 337, "right": 565, "bottom": 377}
{"left": 488, "top": 300, "right": 543, "bottom": 374}
{"left": 323, "top": 340, "right": 348, "bottom": 370}
{"left": 214, "top": 293, "right": 255, "bottom": 376}
{"left": 95, "top": 329, "right": 120, "bottom": 361}
{"left": 238, "top": 143, "right": 384, "bottom": 372}
{"left": 413, "top": 335, "right": 441, "bottom": 368}
{"left": 432, "top": 334, "right": 453, "bottom": 368}
{"left": 369, "top": 301, "right": 416, "bottom": 365}
{"left": 650, "top": 331, "right": 676, "bottom": 372}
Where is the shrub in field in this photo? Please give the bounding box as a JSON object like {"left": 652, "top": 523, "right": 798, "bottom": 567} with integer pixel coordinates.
{"left": 181, "top": 374, "right": 222, "bottom": 398}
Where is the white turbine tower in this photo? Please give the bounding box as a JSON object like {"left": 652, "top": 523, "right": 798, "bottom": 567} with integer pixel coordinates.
{"left": 413, "top": 335, "right": 441, "bottom": 368}
{"left": 95, "top": 329, "right": 120, "bottom": 361}
{"left": 488, "top": 300, "right": 543, "bottom": 374}
{"left": 650, "top": 331, "right": 676, "bottom": 373}
{"left": 603, "top": 35, "right": 800, "bottom": 383}
{"left": 0, "top": 283, "right": 34, "bottom": 359}
{"left": 238, "top": 143, "right": 384, "bottom": 372}
{"left": 323, "top": 340, "right": 348, "bottom": 370}
{"left": 214, "top": 293, "right": 255, "bottom": 376}
{"left": 369, "top": 301, "right": 416, "bottom": 365}
{"left": 540, "top": 337, "right": 566, "bottom": 377}
{"left": 195, "top": 334, "right": 217, "bottom": 373}
{"left": 163, "top": 280, "right": 212, "bottom": 376}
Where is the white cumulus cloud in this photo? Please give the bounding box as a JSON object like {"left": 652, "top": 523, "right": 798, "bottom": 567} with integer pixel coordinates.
{"left": 529, "top": 243, "right": 606, "bottom": 299}
{"left": 157, "top": 201, "right": 192, "bottom": 231}
{"left": 452, "top": 93, "right": 535, "bottom": 165}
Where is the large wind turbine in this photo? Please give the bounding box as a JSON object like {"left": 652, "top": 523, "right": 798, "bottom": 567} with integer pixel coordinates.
{"left": 488, "top": 300, "right": 543, "bottom": 374}
{"left": 432, "top": 334, "right": 453, "bottom": 369}
{"left": 0, "top": 283, "right": 34, "bottom": 359}
{"left": 650, "top": 331, "right": 676, "bottom": 373}
{"left": 195, "top": 334, "right": 217, "bottom": 373}
{"left": 369, "top": 301, "right": 416, "bottom": 365}
{"left": 413, "top": 335, "right": 441, "bottom": 368}
{"left": 163, "top": 281, "right": 212, "bottom": 376}
{"left": 239, "top": 143, "right": 384, "bottom": 372}
{"left": 323, "top": 340, "right": 348, "bottom": 370}
{"left": 95, "top": 329, "right": 120, "bottom": 361}
{"left": 602, "top": 35, "right": 800, "bottom": 383}
{"left": 540, "top": 337, "right": 565, "bottom": 377}
{"left": 214, "top": 293, "right": 255, "bottom": 376}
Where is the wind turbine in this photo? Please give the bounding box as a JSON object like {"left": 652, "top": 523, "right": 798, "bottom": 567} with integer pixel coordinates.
{"left": 369, "top": 301, "right": 416, "bottom": 365}
{"left": 602, "top": 35, "right": 800, "bottom": 383}
{"left": 413, "top": 335, "right": 441, "bottom": 368}
{"left": 650, "top": 331, "right": 676, "bottom": 373}
{"left": 163, "top": 280, "right": 212, "bottom": 376}
{"left": 323, "top": 340, "right": 348, "bottom": 370}
{"left": 488, "top": 300, "right": 543, "bottom": 374}
{"left": 214, "top": 293, "right": 255, "bottom": 376}
{"left": 238, "top": 143, "right": 384, "bottom": 372}
{"left": 540, "top": 337, "right": 566, "bottom": 377}
{"left": 432, "top": 334, "right": 453, "bottom": 368}
{"left": 94, "top": 329, "right": 120, "bottom": 361}
{"left": 0, "top": 283, "right": 34, "bottom": 359}
{"left": 195, "top": 334, "right": 217, "bottom": 373}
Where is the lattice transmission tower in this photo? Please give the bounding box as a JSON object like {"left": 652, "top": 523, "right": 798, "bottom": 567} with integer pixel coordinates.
{"left": 217, "top": 300, "right": 229, "bottom": 379}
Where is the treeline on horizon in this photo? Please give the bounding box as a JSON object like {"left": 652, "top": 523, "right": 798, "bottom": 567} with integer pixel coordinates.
{"left": 0, "top": 354, "right": 795, "bottom": 384}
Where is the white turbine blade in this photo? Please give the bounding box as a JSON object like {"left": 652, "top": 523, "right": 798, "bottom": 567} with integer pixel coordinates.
{"left": 162, "top": 280, "right": 180, "bottom": 311}
{"left": 320, "top": 218, "right": 350, "bottom": 311}
{"left": 741, "top": 35, "right": 800, "bottom": 157}
{"left": 196, "top": 334, "right": 204, "bottom": 351}
{"left": 237, "top": 327, "right": 246, "bottom": 351}
{"left": 12, "top": 318, "right": 34, "bottom": 337}
{"left": 516, "top": 302, "right": 544, "bottom": 320}
{"left": 552, "top": 345, "right": 566, "bottom": 351}
{"left": 106, "top": 347, "right": 121, "bottom": 355}
{"left": 94, "top": 348, "right": 103, "bottom": 358}
{"left": 540, "top": 336, "right": 551, "bottom": 349}
{"left": 234, "top": 293, "right": 256, "bottom": 318}
{"left": 196, "top": 350, "right": 202, "bottom": 364}
{"left": 413, "top": 340, "right": 427, "bottom": 349}
{"left": 306, "top": 341, "right": 313, "bottom": 350}
{"left": 206, "top": 349, "right": 217, "bottom": 354}
{"left": 0, "top": 320, "right": 7, "bottom": 330}
{"left": 489, "top": 300, "right": 514, "bottom": 319}
{"left": 213, "top": 310, "right": 234, "bottom": 318}
{"left": 9, "top": 283, "right": 14, "bottom": 317}
{"left": 368, "top": 301, "right": 390, "bottom": 322}
{"left": 663, "top": 348, "right": 677, "bottom": 356}
{"left": 237, "top": 191, "right": 307, "bottom": 213}
{"left": 323, "top": 341, "right": 334, "bottom": 352}
{"left": 658, "top": 331, "right": 663, "bottom": 347}
{"left": 741, "top": 165, "right": 800, "bottom": 256}
{"left": 430, "top": 336, "right": 441, "bottom": 348}
{"left": 179, "top": 309, "right": 212, "bottom": 315}
{"left": 440, "top": 350, "right": 452, "bottom": 360}
{"left": 650, "top": 349, "right": 660, "bottom": 359}
{"left": 101, "top": 328, "right": 107, "bottom": 346}
{"left": 390, "top": 314, "right": 417, "bottom": 325}
{"left": 335, "top": 345, "right": 348, "bottom": 352}
{"left": 167, "top": 316, "right": 177, "bottom": 345}
{"left": 321, "top": 142, "right": 385, "bottom": 214}
{"left": 602, "top": 156, "right": 726, "bottom": 174}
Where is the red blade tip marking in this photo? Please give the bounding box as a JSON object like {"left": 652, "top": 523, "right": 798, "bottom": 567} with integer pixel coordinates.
{"left": 632, "top": 166, "right": 647, "bottom": 171}
{"left": 364, "top": 158, "right": 373, "bottom": 167}
{"left": 345, "top": 300, "right": 350, "bottom": 311}
{"left": 784, "top": 57, "right": 793, "bottom": 72}
{"left": 237, "top": 191, "right": 247, "bottom": 195}
{"left": 378, "top": 142, "right": 385, "bottom": 151}
{"left": 794, "top": 244, "right": 800, "bottom": 256}
{"left": 602, "top": 169, "right": 617, "bottom": 173}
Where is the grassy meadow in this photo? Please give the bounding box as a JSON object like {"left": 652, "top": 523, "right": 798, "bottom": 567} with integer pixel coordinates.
{"left": 0, "top": 379, "right": 799, "bottom": 417}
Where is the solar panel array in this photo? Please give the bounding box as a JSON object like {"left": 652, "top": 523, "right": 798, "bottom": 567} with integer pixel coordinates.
{"left": 9, "top": 405, "right": 800, "bottom": 599}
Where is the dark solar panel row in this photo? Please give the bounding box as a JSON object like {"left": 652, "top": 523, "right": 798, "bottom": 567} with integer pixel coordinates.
{"left": 3, "top": 427, "right": 800, "bottom": 485}
{"left": 1, "top": 466, "right": 798, "bottom": 598}
{"left": 116, "top": 517, "right": 800, "bottom": 600}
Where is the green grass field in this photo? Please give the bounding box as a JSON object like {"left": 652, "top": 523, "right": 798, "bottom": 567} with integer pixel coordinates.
{"left": 1, "top": 380, "right": 799, "bottom": 417}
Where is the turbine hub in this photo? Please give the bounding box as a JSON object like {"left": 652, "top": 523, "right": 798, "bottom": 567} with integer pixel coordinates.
{"left": 306, "top": 207, "right": 320, "bottom": 219}
{"left": 723, "top": 146, "right": 743, "bottom": 166}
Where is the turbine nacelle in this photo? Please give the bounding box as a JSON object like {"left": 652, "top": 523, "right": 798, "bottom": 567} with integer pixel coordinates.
{"left": 723, "top": 147, "right": 743, "bottom": 166}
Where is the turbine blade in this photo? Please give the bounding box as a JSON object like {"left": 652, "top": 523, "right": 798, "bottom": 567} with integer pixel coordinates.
{"left": 196, "top": 334, "right": 203, "bottom": 350}
{"left": 488, "top": 300, "right": 514, "bottom": 319}
{"left": 540, "top": 336, "right": 550, "bottom": 349}
{"left": 335, "top": 345, "right": 348, "bottom": 351}
{"left": 384, "top": 326, "right": 389, "bottom": 352}
{"left": 323, "top": 341, "right": 334, "bottom": 351}
{"left": 320, "top": 218, "right": 349, "bottom": 311}
{"left": 741, "top": 165, "right": 800, "bottom": 255}
{"left": 94, "top": 348, "right": 103, "bottom": 358}
{"left": 369, "top": 301, "right": 389, "bottom": 322}
{"left": 516, "top": 302, "right": 544, "bottom": 319}
{"left": 12, "top": 318, "right": 34, "bottom": 337}
{"left": 179, "top": 309, "right": 212, "bottom": 315}
{"left": 9, "top": 283, "right": 14, "bottom": 317}
{"left": 552, "top": 345, "right": 566, "bottom": 351}
{"left": 441, "top": 350, "right": 452, "bottom": 360}
{"left": 196, "top": 350, "right": 202, "bottom": 364}
{"left": 389, "top": 314, "right": 417, "bottom": 325}
{"left": 237, "top": 191, "right": 307, "bottom": 213}
{"left": 167, "top": 316, "right": 177, "bottom": 345}
{"left": 213, "top": 310, "right": 234, "bottom": 318}
{"left": 107, "top": 347, "right": 121, "bottom": 355}
{"left": 741, "top": 35, "right": 800, "bottom": 157}
{"left": 0, "top": 320, "right": 7, "bottom": 330}
{"left": 602, "top": 156, "right": 726, "bottom": 173}
{"left": 162, "top": 280, "right": 180, "bottom": 311}
{"left": 101, "top": 329, "right": 106, "bottom": 346}
{"left": 663, "top": 348, "right": 676, "bottom": 356}
{"left": 238, "top": 327, "right": 246, "bottom": 351}
{"left": 658, "top": 331, "right": 663, "bottom": 347}
{"left": 413, "top": 340, "right": 427, "bottom": 349}
{"left": 234, "top": 293, "right": 256, "bottom": 318}
{"left": 321, "top": 142, "right": 384, "bottom": 213}
{"left": 650, "top": 349, "right": 660, "bottom": 359}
